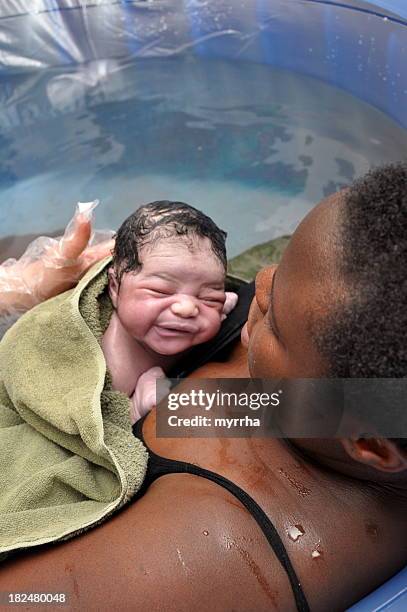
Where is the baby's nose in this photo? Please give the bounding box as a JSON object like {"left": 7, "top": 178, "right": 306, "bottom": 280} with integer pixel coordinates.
{"left": 171, "top": 296, "right": 199, "bottom": 318}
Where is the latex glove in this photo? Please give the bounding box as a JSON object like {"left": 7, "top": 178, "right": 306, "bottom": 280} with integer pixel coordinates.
{"left": 221, "top": 291, "right": 239, "bottom": 321}
{"left": 130, "top": 366, "right": 171, "bottom": 424}
{"left": 0, "top": 201, "right": 114, "bottom": 315}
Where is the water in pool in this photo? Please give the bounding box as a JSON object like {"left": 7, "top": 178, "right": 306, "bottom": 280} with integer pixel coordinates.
{"left": 0, "top": 55, "right": 406, "bottom": 258}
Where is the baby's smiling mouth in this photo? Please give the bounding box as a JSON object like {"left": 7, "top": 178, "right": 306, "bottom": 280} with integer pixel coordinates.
{"left": 155, "top": 322, "right": 198, "bottom": 334}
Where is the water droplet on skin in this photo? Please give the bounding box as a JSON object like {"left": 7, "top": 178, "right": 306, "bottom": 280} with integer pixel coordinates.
{"left": 311, "top": 539, "right": 323, "bottom": 558}
{"left": 288, "top": 525, "right": 305, "bottom": 542}
{"left": 203, "top": 530, "right": 209, "bottom": 536}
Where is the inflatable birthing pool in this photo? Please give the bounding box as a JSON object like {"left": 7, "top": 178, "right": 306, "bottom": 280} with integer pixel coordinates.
{"left": 0, "top": 1, "right": 406, "bottom": 609}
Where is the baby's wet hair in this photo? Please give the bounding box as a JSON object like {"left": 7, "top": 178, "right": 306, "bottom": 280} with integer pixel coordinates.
{"left": 112, "top": 200, "right": 227, "bottom": 285}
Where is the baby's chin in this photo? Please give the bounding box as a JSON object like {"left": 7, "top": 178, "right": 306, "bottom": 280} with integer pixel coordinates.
{"left": 142, "top": 336, "right": 195, "bottom": 356}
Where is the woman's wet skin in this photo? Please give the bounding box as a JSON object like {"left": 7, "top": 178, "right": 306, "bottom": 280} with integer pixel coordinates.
{"left": 243, "top": 193, "right": 343, "bottom": 380}
{"left": 1, "top": 192, "right": 406, "bottom": 611}
{"left": 140, "top": 191, "right": 407, "bottom": 608}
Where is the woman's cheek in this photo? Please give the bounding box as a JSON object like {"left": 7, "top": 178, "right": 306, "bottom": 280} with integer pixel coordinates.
{"left": 247, "top": 319, "right": 280, "bottom": 378}
{"left": 247, "top": 298, "right": 262, "bottom": 336}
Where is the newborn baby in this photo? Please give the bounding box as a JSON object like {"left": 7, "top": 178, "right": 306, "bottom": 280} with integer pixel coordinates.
{"left": 101, "top": 201, "right": 237, "bottom": 424}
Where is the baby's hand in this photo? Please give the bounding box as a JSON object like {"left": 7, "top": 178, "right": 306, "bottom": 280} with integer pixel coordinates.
{"left": 130, "top": 366, "right": 170, "bottom": 424}
{"left": 221, "top": 291, "right": 239, "bottom": 321}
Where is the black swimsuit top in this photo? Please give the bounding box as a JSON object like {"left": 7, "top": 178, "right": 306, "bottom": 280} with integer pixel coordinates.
{"left": 132, "top": 278, "right": 310, "bottom": 612}
{"left": 133, "top": 417, "right": 310, "bottom": 612}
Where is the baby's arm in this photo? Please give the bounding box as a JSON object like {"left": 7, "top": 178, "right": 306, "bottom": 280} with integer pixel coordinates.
{"left": 130, "top": 366, "right": 169, "bottom": 424}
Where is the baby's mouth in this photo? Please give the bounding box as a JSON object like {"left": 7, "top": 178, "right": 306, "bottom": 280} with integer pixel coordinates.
{"left": 155, "top": 322, "right": 198, "bottom": 335}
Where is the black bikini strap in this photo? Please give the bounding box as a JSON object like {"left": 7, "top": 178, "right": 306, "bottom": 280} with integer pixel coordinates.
{"left": 133, "top": 419, "right": 310, "bottom": 612}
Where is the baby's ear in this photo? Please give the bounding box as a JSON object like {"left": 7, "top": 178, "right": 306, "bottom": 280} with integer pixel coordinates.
{"left": 221, "top": 291, "right": 239, "bottom": 321}
{"left": 108, "top": 267, "right": 119, "bottom": 308}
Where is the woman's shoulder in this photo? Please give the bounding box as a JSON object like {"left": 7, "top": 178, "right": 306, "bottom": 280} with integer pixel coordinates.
{"left": 1, "top": 425, "right": 403, "bottom": 612}
{"left": 0, "top": 471, "right": 288, "bottom": 611}
{"left": 140, "top": 411, "right": 407, "bottom": 612}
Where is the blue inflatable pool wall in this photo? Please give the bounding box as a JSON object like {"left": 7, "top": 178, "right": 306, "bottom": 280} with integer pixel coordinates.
{"left": 0, "top": 1, "right": 405, "bottom": 610}
{"left": 0, "top": 0, "right": 406, "bottom": 128}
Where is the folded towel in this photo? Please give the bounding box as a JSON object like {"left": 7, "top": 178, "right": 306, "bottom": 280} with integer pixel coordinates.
{"left": 0, "top": 257, "right": 148, "bottom": 555}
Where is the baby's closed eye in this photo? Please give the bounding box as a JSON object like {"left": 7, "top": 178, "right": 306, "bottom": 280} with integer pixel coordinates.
{"left": 200, "top": 292, "right": 226, "bottom": 307}
{"left": 149, "top": 289, "right": 172, "bottom": 296}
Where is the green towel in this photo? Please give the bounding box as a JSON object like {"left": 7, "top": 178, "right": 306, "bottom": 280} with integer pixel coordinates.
{"left": 0, "top": 257, "right": 148, "bottom": 555}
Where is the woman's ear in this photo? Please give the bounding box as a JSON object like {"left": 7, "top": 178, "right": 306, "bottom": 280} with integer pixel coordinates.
{"left": 108, "top": 267, "right": 119, "bottom": 308}
{"left": 341, "top": 438, "right": 407, "bottom": 473}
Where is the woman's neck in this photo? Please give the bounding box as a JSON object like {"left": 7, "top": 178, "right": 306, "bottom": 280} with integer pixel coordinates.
{"left": 286, "top": 438, "right": 407, "bottom": 498}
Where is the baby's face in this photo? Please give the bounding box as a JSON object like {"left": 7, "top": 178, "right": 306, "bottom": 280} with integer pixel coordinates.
{"left": 109, "top": 237, "right": 226, "bottom": 356}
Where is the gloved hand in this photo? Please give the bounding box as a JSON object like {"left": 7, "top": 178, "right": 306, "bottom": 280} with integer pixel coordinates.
{"left": 0, "top": 201, "right": 114, "bottom": 316}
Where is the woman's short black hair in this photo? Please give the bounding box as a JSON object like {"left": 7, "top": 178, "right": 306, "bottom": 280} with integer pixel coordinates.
{"left": 314, "top": 162, "right": 407, "bottom": 450}
{"left": 112, "top": 200, "right": 227, "bottom": 285}
{"left": 315, "top": 162, "right": 407, "bottom": 379}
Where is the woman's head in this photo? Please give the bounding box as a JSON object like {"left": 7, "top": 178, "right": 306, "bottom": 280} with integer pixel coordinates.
{"left": 243, "top": 163, "right": 407, "bottom": 474}
{"left": 244, "top": 162, "right": 407, "bottom": 379}
{"left": 241, "top": 188, "right": 344, "bottom": 379}
{"left": 314, "top": 162, "right": 407, "bottom": 378}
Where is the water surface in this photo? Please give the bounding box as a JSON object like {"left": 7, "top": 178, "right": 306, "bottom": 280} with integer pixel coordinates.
{"left": 0, "top": 55, "right": 406, "bottom": 257}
